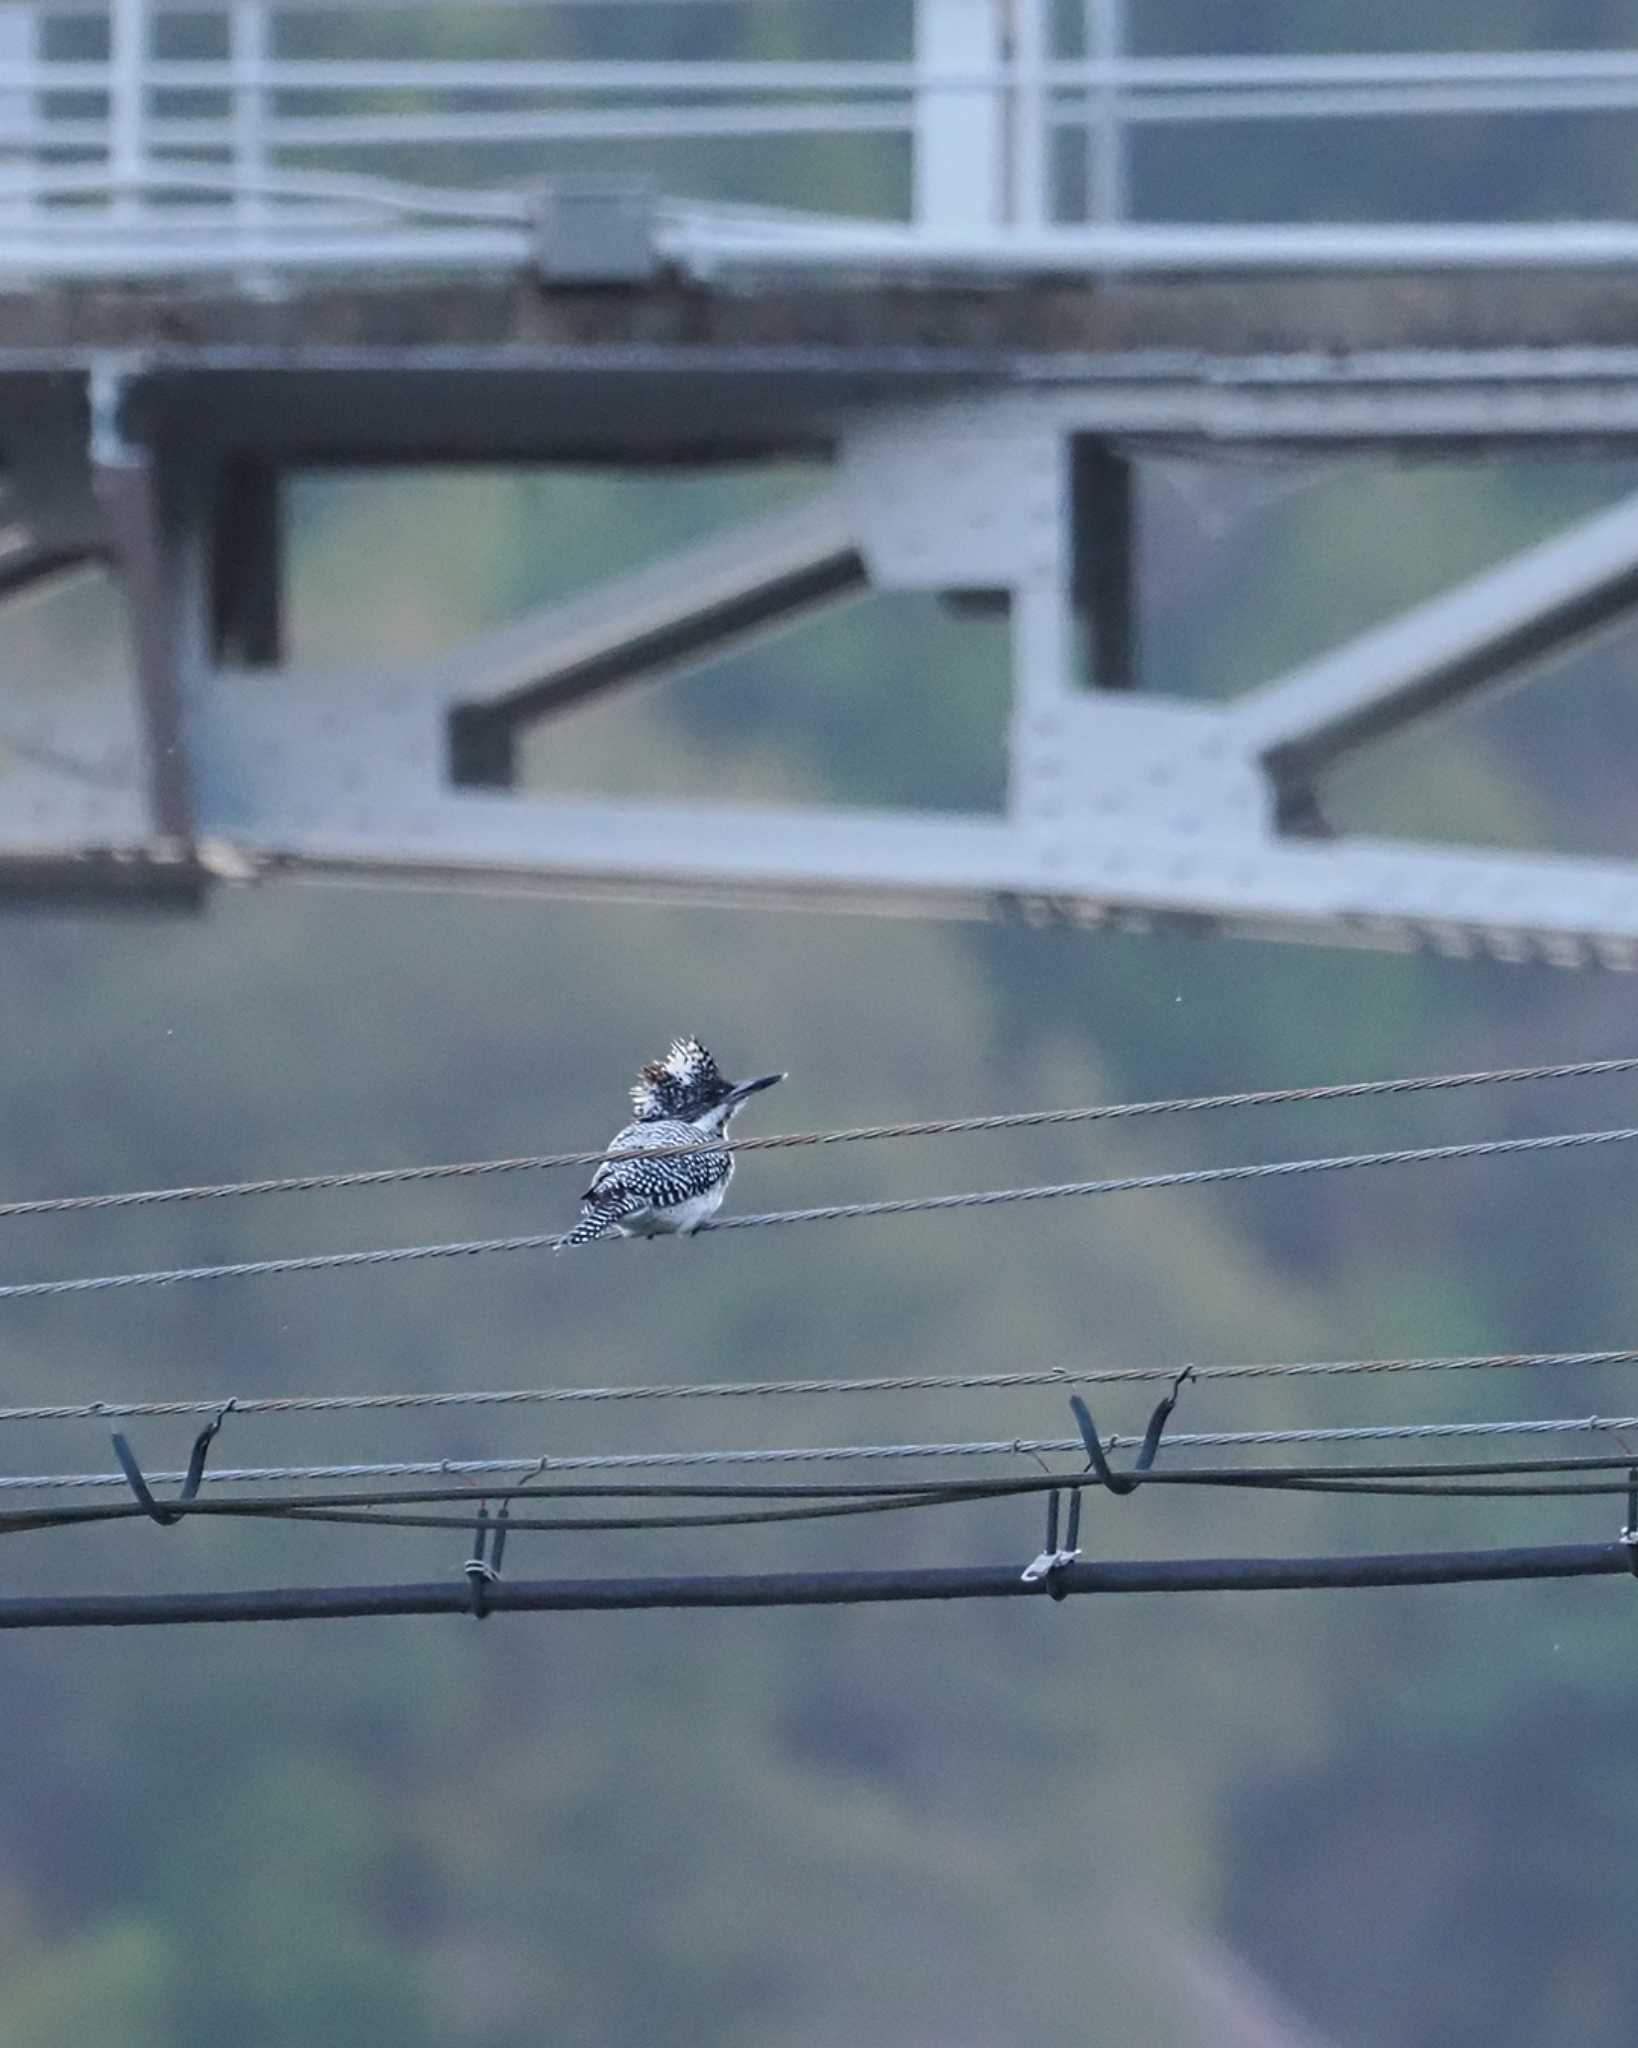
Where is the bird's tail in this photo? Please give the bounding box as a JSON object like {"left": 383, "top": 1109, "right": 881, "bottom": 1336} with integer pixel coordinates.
{"left": 555, "top": 1200, "right": 633, "bottom": 1251}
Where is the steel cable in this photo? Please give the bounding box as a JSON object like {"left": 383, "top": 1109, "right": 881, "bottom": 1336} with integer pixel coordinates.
{"left": 2, "top": 1121, "right": 1636, "bottom": 1299}
{"left": 7, "top": 1349, "right": 1638, "bottom": 1426}
{"left": 1, "top": 1053, "right": 1632, "bottom": 1221}
{"left": 6, "top": 1412, "right": 1638, "bottom": 1492}
{"left": 0, "top": 1544, "right": 1635, "bottom": 1631}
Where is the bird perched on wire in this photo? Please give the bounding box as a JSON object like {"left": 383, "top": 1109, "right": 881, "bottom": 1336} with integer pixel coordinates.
{"left": 557, "top": 1038, "right": 785, "bottom": 1249}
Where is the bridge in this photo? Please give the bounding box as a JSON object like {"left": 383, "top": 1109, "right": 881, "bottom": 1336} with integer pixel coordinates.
{"left": 5, "top": 0, "right": 1638, "bottom": 964}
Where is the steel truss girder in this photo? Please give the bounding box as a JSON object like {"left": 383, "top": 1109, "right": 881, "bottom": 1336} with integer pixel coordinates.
{"left": 1237, "top": 487, "right": 1638, "bottom": 825}
{"left": 0, "top": 384, "right": 102, "bottom": 601}
{"left": 444, "top": 487, "right": 866, "bottom": 787}
{"left": 0, "top": 370, "right": 201, "bottom": 901}
{"left": 8, "top": 366, "right": 1638, "bottom": 959}
{"left": 250, "top": 808, "right": 1638, "bottom": 973}
{"left": 16, "top": 348, "right": 1638, "bottom": 458}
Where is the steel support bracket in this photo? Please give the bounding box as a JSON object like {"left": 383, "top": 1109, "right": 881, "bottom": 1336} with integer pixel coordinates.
{"left": 533, "top": 180, "right": 662, "bottom": 285}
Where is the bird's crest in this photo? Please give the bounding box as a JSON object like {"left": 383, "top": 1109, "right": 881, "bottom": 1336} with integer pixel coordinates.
{"left": 629, "top": 1037, "right": 725, "bottom": 1121}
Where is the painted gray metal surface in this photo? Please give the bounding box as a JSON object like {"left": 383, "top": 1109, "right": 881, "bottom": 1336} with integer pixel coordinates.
{"left": 15, "top": 351, "right": 1638, "bottom": 456}
{"left": 445, "top": 488, "right": 864, "bottom": 782}
{"left": 5, "top": 351, "right": 1638, "bottom": 956}
{"left": 4, "top": 4, "right": 1638, "bottom": 954}
{"left": 153, "top": 395, "right": 1638, "bottom": 966}
{"left": 1236, "top": 492, "right": 1638, "bottom": 789}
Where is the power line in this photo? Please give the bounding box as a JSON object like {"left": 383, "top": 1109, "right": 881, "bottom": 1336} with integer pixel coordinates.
{"left": 9, "top": 1349, "right": 1638, "bottom": 1426}
{"left": 0, "top": 1487, "right": 990, "bottom": 1539}
{"left": 0, "top": 1541, "right": 1631, "bottom": 1629}
{"left": 11, "top": 1450, "right": 1638, "bottom": 1510}
{"left": 0, "top": 1231, "right": 563, "bottom": 1302}
{"left": 712, "top": 1125, "right": 1638, "bottom": 1235}
{"left": 12, "top": 1455, "right": 1638, "bottom": 1528}
{"left": 4, "top": 1121, "right": 1638, "bottom": 1299}
{"left": 7, "top": 1413, "right": 1638, "bottom": 1493}
{"left": 11, "top": 1453, "right": 1638, "bottom": 1539}
{"left": 3, "top": 1053, "right": 1633, "bottom": 1220}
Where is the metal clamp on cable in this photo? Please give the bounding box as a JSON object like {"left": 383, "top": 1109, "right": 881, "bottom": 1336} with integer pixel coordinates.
{"left": 1024, "top": 1368, "right": 1193, "bottom": 1594}
{"left": 109, "top": 1402, "right": 233, "bottom": 1528}
{"left": 1621, "top": 1467, "right": 1638, "bottom": 1580}
{"left": 463, "top": 1499, "right": 510, "bottom": 1618}
{"left": 1020, "top": 1483, "right": 1081, "bottom": 1600}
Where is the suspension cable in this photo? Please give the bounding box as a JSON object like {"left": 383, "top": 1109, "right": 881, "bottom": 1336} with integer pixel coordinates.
{"left": 9, "top": 1452, "right": 1638, "bottom": 1535}
{"left": 0, "top": 1053, "right": 1632, "bottom": 1220}
{"left": 5, "top": 1412, "right": 1638, "bottom": 1492}
{"left": 0, "top": 1543, "right": 1629, "bottom": 1629}
{"left": 7, "top": 1349, "right": 1638, "bottom": 1425}
{"left": 2, "top": 1122, "right": 1636, "bottom": 1299}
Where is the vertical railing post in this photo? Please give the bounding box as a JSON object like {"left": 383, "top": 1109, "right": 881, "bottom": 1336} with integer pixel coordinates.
{"left": 230, "top": 2, "right": 271, "bottom": 286}
{"left": 1008, "top": 0, "right": 1050, "bottom": 229}
{"left": 0, "top": 4, "right": 40, "bottom": 246}
{"left": 913, "top": 0, "right": 1004, "bottom": 233}
{"left": 108, "top": 0, "right": 149, "bottom": 223}
{"left": 1084, "top": 0, "right": 1126, "bottom": 224}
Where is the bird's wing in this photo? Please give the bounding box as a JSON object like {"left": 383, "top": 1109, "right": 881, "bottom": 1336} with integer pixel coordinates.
{"left": 583, "top": 1119, "right": 692, "bottom": 1201}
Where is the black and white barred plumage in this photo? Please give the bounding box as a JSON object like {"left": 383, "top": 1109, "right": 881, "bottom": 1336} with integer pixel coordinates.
{"left": 557, "top": 1038, "right": 784, "bottom": 1249}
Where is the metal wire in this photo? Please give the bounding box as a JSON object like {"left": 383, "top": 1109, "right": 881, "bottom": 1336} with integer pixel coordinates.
{"left": 0, "top": 1232, "right": 563, "bottom": 1301}
{"left": 712, "top": 1125, "right": 1638, "bottom": 1236}
{"left": 0, "top": 1483, "right": 1030, "bottom": 1540}
{"left": 28, "top": 1451, "right": 1638, "bottom": 1500}
{"left": 7, "top": 1413, "right": 1638, "bottom": 1493}
{"left": 4, "top": 1121, "right": 1636, "bottom": 1299}
{"left": 9, "top": 1475, "right": 1635, "bottom": 1541}
{"left": 2, "top": 1054, "right": 1632, "bottom": 1221}
{"left": 8, "top": 1350, "right": 1638, "bottom": 1426}
{"left": 12, "top": 1453, "right": 1638, "bottom": 1530}
{"left": 0, "top": 1543, "right": 1631, "bottom": 1631}
{"left": 14, "top": 1448, "right": 1638, "bottom": 1549}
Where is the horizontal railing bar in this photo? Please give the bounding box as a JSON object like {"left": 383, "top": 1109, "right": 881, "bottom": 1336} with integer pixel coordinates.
{"left": 19, "top": 87, "right": 1635, "bottom": 156}
{"left": 1117, "top": 82, "right": 1638, "bottom": 123}
{"left": 15, "top": 218, "right": 1638, "bottom": 283}
{"left": 0, "top": 228, "right": 531, "bottom": 274}
{"left": 0, "top": 162, "right": 533, "bottom": 218}
{"left": 0, "top": 107, "right": 915, "bottom": 149}
{"left": 18, "top": 51, "right": 1638, "bottom": 92}
{"left": 14, "top": 52, "right": 1638, "bottom": 102}
{"left": 10, "top": 92, "right": 1638, "bottom": 153}
{"left": 25, "top": 92, "right": 1638, "bottom": 127}
{"left": 1095, "top": 51, "right": 1638, "bottom": 88}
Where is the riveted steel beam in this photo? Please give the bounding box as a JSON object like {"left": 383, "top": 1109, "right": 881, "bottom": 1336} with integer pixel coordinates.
{"left": 1071, "top": 439, "right": 1136, "bottom": 691}
{"left": 208, "top": 456, "right": 282, "bottom": 669}
{"left": 230, "top": 797, "right": 1638, "bottom": 970}
{"left": 73, "top": 360, "right": 205, "bottom": 902}
{"left": 1236, "top": 486, "right": 1638, "bottom": 818}
{"left": 446, "top": 488, "right": 865, "bottom": 787}
{"left": 0, "top": 542, "right": 99, "bottom": 608}
{"left": 6, "top": 355, "right": 1638, "bottom": 957}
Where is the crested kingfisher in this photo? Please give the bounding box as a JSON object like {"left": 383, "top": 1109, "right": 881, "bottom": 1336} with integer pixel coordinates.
{"left": 558, "top": 1038, "right": 784, "bottom": 1248}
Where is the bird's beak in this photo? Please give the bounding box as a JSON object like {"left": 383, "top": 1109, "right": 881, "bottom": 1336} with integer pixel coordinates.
{"left": 729, "top": 1072, "right": 785, "bottom": 1104}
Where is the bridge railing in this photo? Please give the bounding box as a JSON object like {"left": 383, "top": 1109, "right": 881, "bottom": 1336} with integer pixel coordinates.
{"left": 3, "top": 0, "right": 1638, "bottom": 282}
